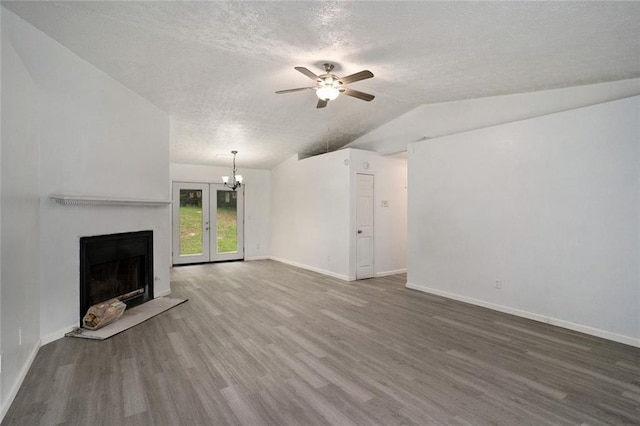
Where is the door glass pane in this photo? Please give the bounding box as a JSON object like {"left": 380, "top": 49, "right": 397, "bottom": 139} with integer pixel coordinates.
{"left": 179, "top": 189, "right": 203, "bottom": 255}
{"left": 216, "top": 190, "right": 237, "bottom": 253}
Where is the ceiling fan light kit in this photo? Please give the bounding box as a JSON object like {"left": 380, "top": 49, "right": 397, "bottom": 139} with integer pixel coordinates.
{"left": 276, "top": 63, "right": 375, "bottom": 108}
{"left": 316, "top": 86, "right": 340, "bottom": 101}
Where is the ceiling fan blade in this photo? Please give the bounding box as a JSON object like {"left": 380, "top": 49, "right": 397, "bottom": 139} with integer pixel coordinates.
{"left": 338, "top": 70, "right": 374, "bottom": 85}
{"left": 295, "top": 67, "right": 320, "bottom": 81}
{"left": 316, "top": 99, "right": 328, "bottom": 109}
{"left": 275, "top": 87, "right": 315, "bottom": 94}
{"left": 340, "top": 88, "right": 375, "bottom": 102}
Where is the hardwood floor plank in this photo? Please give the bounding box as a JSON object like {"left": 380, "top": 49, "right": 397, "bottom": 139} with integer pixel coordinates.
{"left": 493, "top": 321, "right": 593, "bottom": 351}
{"left": 121, "top": 358, "right": 148, "bottom": 418}
{"left": 295, "top": 351, "right": 374, "bottom": 403}
{"left": 285, "top": 378, "right": 357, "bottom": 426}
{"left": 220, "top": 385, "right": 262, "bottom": 426}
{"left": 275, "top": 325, "right": 328, "bottom": 358}
{"left": 3, "top": 260, "right": 639, "bottom": 425}
{"left": 320, "top": 309, "right": 373, "bottom": 334}
{"left": 40, "top": 364, "right": 73, "bottom": 425}
{"left": 266, "top": 344, "right": 328, "bottom": 389}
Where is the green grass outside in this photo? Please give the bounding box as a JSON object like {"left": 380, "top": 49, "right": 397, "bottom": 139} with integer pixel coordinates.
{"left": 179, "top": 205, "right": 203, "bottom": 255}
{"left": 179, "top": 205, "right": 237, "bottom": 255}
{"left": 216, "top": 207, "right": 238, "bottom": 253}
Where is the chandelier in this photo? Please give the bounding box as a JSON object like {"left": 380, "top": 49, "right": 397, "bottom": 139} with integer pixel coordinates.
{"left": 222, "top": 150, "right": 243, "bottom": 191}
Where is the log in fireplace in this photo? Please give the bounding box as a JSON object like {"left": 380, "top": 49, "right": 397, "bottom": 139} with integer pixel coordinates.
{"left": 79, "top": 230, "right": 154, "bottom": 326}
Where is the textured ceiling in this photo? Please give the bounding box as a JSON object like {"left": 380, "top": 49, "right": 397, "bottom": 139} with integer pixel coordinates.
{"left": 3, "top": 1, "right": 640, "bottom": 169}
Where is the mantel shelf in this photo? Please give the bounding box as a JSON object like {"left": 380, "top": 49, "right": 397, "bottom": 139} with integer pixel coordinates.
{"left": 50, "top": 194, "right": 172, "bottom": 207}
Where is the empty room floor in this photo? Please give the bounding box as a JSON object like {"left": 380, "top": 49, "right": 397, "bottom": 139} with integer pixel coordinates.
{"left": 3, "top": 260, "right": 639, "bottom": 425}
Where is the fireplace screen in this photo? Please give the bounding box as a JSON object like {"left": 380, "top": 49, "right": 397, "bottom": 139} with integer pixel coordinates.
{"left": 79, "top": 231, "right": 153, "bottom": 325}
{"left": 87, "top": 256, "right": 144, "bottom": 306}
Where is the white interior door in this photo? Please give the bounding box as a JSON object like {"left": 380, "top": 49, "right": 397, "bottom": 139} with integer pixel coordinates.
{"left": 356, "top": 173, "right": 374, "bottom": 279}
{"left": 172, "top": 182, "right": 210, "bottom": 265}
{"left": 209, "top": 185, "right": 244, "bottom": 261}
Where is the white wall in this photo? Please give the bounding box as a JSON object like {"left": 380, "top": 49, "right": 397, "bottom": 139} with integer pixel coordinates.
{"left": 0, "top": 25, "right": 41, "bottom": 418}
{"left": 348, "top": 78, "right": 640, "bottom": 155}
{"left": 407, "top": 96, "right": 640, "bottom": 346}
{"left": 270, "top": 149, "right": 407, "bottom": 281}
{"left": 348, "top": 149, "right": 407, "bottom": 278}
{"left": 271, "top": 152, "right": 352, "bottom": 279}
{"left": 3, "top": 10, "right": 171, "bottom": 343}
{"left": 170, "top": 163, "right": 271, "bottom": 260}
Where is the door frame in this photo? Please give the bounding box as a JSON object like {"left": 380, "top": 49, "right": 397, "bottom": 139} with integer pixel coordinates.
{"left": 171, "top": 181, "right": 245, "bottom": 265}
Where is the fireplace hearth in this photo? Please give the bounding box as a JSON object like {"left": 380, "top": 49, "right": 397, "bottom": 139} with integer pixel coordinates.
{"left": 79, "top": 230, "right": 153, "bottom": 326}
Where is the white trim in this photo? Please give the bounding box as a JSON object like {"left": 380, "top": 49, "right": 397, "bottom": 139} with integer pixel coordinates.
{"left": 41, "top": 323, "right": 76, "bottom": 345}
{"left": 406, "top": 282, "right": 640, "bottom": 348}
{"left": 376, "top": 268, "right": 407, "bottom": 277}
{"left": 269, "top": 257, "right": 354, "bottom": 281}
{"left": 50, "top": 194, "right": 171, "bottom": 206}
{"left": 1, "top": 341, "right": 40, "bottom": 422}
{"left": 155, "top": 288, "right": 172, "bottom": 298}
{"left": 245, "top": 256, "right": 270, "bottom": 261}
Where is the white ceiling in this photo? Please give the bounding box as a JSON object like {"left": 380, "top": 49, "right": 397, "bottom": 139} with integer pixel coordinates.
{"left": 4, "top": 1, "right": 640, "bottom": 169}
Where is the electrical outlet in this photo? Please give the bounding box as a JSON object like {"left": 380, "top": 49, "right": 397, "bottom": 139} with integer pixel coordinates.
{"left": 19, "top": 328, "right": 22, "bottom": 346}
{"left": 495, "top": 280, "right": 502, "bottom": 289}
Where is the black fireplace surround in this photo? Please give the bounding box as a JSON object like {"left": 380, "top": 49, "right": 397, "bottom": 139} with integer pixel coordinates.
{"left": 79, "top": 230, "right": 154, "bottom": 325}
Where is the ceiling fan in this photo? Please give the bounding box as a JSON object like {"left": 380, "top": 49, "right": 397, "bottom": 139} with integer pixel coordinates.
{"left": 276, "top": 63, "right": 375, "bottom": 109}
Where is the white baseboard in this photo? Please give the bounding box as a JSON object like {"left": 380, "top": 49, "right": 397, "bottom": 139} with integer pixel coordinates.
{"left": 376, "top": 268, "right": 407, "bottom": 277}
{"left": 406, "top": 282, "right": 640, "bottom": 348}
{"left": 269, "top": 257, "right": 351, "bottom": 281}
{"left": 41, "top": 322, "right": 78, "bottom": 345}
{"left": 155, "top": 288, "right": 172, "bottom": 298}
{"left": 245, "top": 256, "right": 270, "bottom": 261}
{"left": 1, "top": 341, "right": 40, "bottom": 422}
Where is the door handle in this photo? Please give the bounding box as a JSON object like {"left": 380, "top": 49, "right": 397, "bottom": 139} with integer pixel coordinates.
{"left": 357, "top": 230, "right": 363, "bottom": 234}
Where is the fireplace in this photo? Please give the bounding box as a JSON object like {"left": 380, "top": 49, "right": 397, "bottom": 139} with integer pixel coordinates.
{"left": 79, "top": 230, "right": 153, "bottom": 325}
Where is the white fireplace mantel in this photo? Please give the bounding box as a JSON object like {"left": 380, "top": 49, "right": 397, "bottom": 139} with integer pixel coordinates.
{"left": 49, "top": 194, "right": 172, "bottom": 207}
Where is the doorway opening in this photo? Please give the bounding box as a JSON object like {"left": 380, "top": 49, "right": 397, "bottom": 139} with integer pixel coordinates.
{"left": 172, "top": 182, "right": 244, "bottom": 265}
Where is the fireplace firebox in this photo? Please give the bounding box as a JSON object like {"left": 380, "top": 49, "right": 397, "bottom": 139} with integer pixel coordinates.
{"left": 79, "top": 231, "right": 153, "bottom": 325}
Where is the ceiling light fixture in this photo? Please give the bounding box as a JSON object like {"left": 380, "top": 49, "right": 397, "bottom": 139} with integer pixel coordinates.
{"left": 276, "top": 63, "right": 374, "bottom": 109}
{"left": 316, "top": 85, "right": 340, "bottom": 101}
{"left": 222, "top": 150, "right": 243, "bottom": 191}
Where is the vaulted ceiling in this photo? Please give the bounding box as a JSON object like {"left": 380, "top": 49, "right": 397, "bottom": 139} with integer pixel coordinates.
{"left": 3, "top": 1, "right": 640, "bottom": 168}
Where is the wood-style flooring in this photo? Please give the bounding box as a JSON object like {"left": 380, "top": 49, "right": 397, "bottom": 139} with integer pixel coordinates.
{"left": 3, "top": 260, "right": 640, "bottom": 425}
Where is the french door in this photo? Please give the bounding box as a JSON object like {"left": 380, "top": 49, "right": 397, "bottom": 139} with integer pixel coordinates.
{"left": 172, "top": 182, "right": 244, "bottom": 265}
